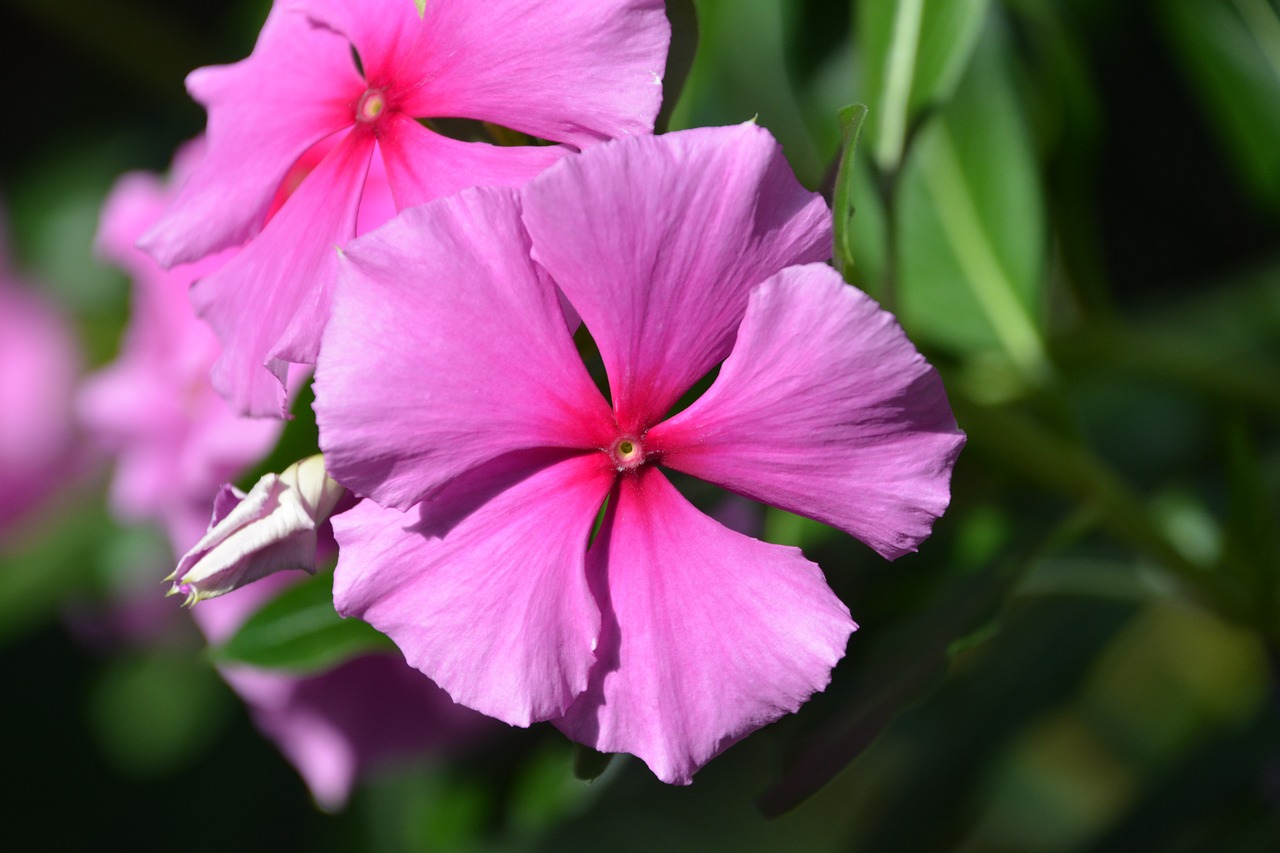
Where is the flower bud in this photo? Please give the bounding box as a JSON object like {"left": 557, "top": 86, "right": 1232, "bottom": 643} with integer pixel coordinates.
{"left": 168, "top": 455, "right": 346, "bottom": 605}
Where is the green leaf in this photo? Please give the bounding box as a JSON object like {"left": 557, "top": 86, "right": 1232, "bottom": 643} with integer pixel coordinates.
{"left": 895, "top": 21, "right": 1048, "bottom": 377}
{"left": 211, "top": 572, "right": 394, "bottom": 672}
{"left": 859, "top": 0, "right": 991, "bottom": 170}
{"left": 832, "top": 103, "right": 869, "bottom": 281}
{"left": 571, "top": 743, "right": 616, "bottom": 782}
{"left": 1157, "top": 0, "right": 1280, "bottom": 211}
{"left": 656, "top": 0, "right": 699, "bottom": 133}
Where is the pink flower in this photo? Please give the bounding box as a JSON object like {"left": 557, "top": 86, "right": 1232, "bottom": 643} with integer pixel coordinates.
{"left": 0, "top": 222, "right": 80, "bottom": 535}
{"left": 77, "top": 145, "right": 283, "bottom": 550}
{"left": 314, "top": 124, "right": 965, "bottom": 783}
{"left": 139, "top": 0, "right": 670, "bottom": 417}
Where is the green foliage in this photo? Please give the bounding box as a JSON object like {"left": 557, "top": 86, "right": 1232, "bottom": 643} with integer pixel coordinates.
{"left": 831, "top": 103, "right": 868, "bottom": 281}
{"left": 858, "top": 0, "right": 991, "bottom": 171}
{"left": 894, "top": 21, "right": 1047, "bottom": 375}
{"left": 211, "top": 572, "right": 394, "bottom": 673}
{"left": 1158, "top": 0, "right": 1280, "bottom": 212}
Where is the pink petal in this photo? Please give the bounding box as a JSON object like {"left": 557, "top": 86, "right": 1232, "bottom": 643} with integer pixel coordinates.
{"left": 293, "top": 0, "right": 424, "bottom": 85}
{"left": 314, "top": 185, "right": 613, "bottom": 510}
{"left": 378, "top": 113, "right": 568, "bottom": 211}
{"left": 649, "top": 265, "right": 966, "bottom": 559}
{"left": 522, "top": 124, "right": 832, "bottom": 432}
{"left": 332, "top": 454, "right": 615, "bottom": 726}
{"left": 139, "top": 3, "right": 364, "bottom": 267}
{"left": 306, "top": 0, "right": 668, "bottom": 147}
{"left": 556, "top": 466, "right": 855, "bottom": 784}
{"left": 193, "top": 131, "right": 375, "bottom": 417}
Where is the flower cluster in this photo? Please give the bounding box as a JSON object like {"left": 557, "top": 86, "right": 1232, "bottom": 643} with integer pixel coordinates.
{"left": 128, "top": 0, "right": 962, "bottom": 788}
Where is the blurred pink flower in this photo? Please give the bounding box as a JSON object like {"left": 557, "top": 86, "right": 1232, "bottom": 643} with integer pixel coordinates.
{"left": 139, "top": 0, "right": 670, "bottom": 416}
{"left": 77, "top": 144, "right": 285, "bottom": 550}
{"left": 0, "top": 224, "right": 80, "bottom": 535}
{"left": 314, "top": 124, "right": 965, "bottom": 783}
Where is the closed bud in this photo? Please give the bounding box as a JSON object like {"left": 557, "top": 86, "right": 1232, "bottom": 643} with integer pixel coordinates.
{"left": 168, "top": 455, "right": 346, "bottom": 605}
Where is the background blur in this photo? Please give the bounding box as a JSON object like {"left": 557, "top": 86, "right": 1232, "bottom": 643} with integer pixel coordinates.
{"left": 2, "top": 0, "right": 1279, "bottom": 849}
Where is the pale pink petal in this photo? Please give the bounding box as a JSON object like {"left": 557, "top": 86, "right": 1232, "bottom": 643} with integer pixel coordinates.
{"left": 139, "top": 3, "right": 364, "bottom": 266}
{"left": 315, "top": 185, "right": 612, "bottom": 510}
{"left": 332, "top": 454, "right": 615, "bottom": 726}
{"left": 522, "top": 124, "right": 832, "bottom": 431}
{"left": 193, "top": 131, "right": 375, "bottom": 417}
{"left": 649, "top": 265, "right": 966, "bottom": 559}
{"left": 290, "top": 0, "right": 422, "bottom": 85}
{"left": 378, "top": 113, "right": 568, "bottom": 211}
{"left": 555, "top": 467, "right": 855, "bottom": 784}
{"left": 304, "top": 0, "right": 668, "bottom": 146}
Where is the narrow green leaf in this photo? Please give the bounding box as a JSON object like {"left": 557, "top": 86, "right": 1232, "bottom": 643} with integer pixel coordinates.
{"left": 860, "top": 0, "right": 991, "bottom": 170}
{"left": 571, "top": 743, "right": 616, "bottom": 782}
{"left": 832, "top": 103, "right": 869, "bottom": 281}
{"left": 869, "top": 0, "right": 925, "bottom": 170}
{"left": 896, "top": 22, "right": 1049, "bottom": 378}
{"left": 656, "top": 0, "right": 699, "bottom": 133}
{"left": 1158, "top": 0, "right": 1280, "bottom": 209}
{"left": 211, "top": 572, "right": 394, "bottom": 672}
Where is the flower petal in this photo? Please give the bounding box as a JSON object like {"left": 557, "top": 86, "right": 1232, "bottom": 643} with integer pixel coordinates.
{"left": 302, "top": 0, "right": 667, "bottom": 146}
{"left": 649, "top": 264, "right": 966, "bottom": 559}
{"left": 555, "top": 466, "right": 855, "bottom": 784}
{"left": 522, "top": 124, "right": 832, "bottom": 431}
{"left": 193, "top": 131, "right": 375, "bottom": 417}
{"left": 378, "top": 113, "right": 568, "bottom": 211}
{"left": 332, "top": 453, "right": 615, "bottom": 726}
{"left": 139, "top": 3, "right": 363, "bottom": 267}
{"left": 315, "top": 185, "right": 612, "bottom": 510}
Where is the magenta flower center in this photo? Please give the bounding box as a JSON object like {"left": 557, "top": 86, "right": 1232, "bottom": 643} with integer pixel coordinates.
{"left": 356, "top": 88, "right": 388, "bottom": 124}
{"left": 607, "top": 435, "right": 647, "bottom": 472}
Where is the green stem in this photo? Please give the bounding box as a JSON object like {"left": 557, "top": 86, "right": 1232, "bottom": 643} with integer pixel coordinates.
{"left": 953, "top": 398, "right": 1245, "bottom": 622}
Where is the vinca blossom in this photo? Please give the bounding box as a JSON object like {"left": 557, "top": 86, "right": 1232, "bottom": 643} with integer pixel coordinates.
{"left": 315, "top": 124, "right": 965, "bottom": 783}
{"left": 78, "top": 147, "right": 283, "bottom": 549}
{"left": 0, "top": 221, "right": 79, "bottom": 535}
{"left": 139, "top": 0, "right": 670, "bottom": 416}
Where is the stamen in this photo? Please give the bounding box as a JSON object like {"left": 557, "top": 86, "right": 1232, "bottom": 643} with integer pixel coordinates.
{"left": 356, "top": 89, "right": 387, "bottom": 123}
{"left": 609, "top": 436, "right": 646, "bottom": 471}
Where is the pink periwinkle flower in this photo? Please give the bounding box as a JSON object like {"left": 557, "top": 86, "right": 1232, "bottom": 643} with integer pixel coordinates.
{"left": 139, "top": 0, "right": 670, "bottom": 417}
{"left": 314, "top": 124, "right": 966, "bottom": 784}
{"left": 0, "top": 224, "right": 80, "bottom": 535}
{"left": 77, "top": 146, "right": 284, "bottom": 550}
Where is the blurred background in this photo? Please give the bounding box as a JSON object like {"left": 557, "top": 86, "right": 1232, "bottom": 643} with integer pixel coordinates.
{"left": 2, "top": 0, "right": 1278, "bottom": 849}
